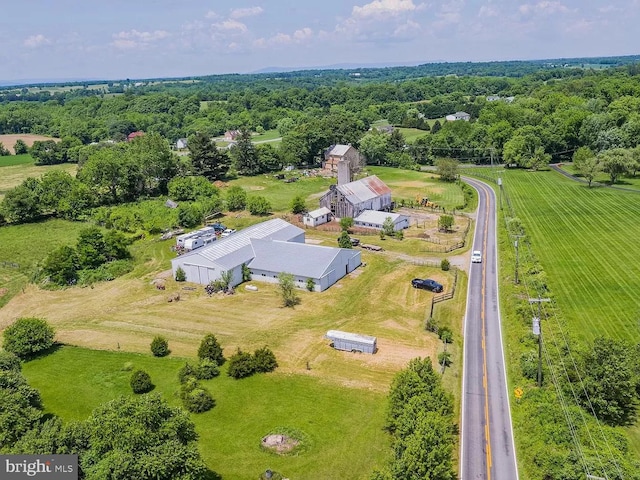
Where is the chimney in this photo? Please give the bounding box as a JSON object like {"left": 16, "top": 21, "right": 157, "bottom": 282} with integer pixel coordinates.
{"left": 337, "top": 158, "right": 351, "bottom": 185}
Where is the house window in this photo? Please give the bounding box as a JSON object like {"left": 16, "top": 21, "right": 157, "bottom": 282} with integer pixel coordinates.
{"left": 261, "top": 274, "right": 266, "bottom": 276}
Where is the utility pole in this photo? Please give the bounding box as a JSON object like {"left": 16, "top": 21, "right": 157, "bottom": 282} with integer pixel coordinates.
{"left": 529, "top": 297, "right": 551, "bottom": 387}
{"left": 496, "top": 169, "right": 505, "bottom": 211}
{"left": 513, "top": 235, "right": 525, "bottom": 284}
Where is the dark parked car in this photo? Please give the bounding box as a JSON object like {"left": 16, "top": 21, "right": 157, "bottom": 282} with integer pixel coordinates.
{"left": 411, "top": 278, "right": 444, "bottom": 292}
{"left": 350, "top": 237, "right": 360, "bottom": 246}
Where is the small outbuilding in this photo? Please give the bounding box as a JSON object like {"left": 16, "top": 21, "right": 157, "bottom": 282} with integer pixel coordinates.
{"left": 353, "top": 210, "right": 409, "bottom": 231}
{"left": 176, "top": 138, "right": 188, "bottom": 149}
{"left": 445, "top": 111, "right": 471, "bottom": 122}
{"left": 325, "top": 330, "right": 377, "bottom": 354}
{"left": 303, "top": 207, "right": 332, "bottom": 227}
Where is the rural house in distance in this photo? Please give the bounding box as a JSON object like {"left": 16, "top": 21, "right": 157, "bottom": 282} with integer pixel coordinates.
{"left": 445, "top": 111, "right": 471, "bottom": 121}
{"left": 171, "top": 218, "right": 361, "bottom": 292}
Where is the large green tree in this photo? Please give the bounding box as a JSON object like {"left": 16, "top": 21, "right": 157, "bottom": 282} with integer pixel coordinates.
{"left": 0, "top": 177, "right": 42, "bottom": 223}
{"left": 598, "top": 148, "right": 633, "bottom": 184}
{"left": 2, "top": 317, "right": 55, "bottom": 359}
{"left": 572, "top": 146, "right": 601, "bottom": 187}
{"left": 577, "top": 337, "right": 639, "bottom": 426}
{"left": 80, "top": 394, "right": 208, "bottom": 479}
{"left": 188, "top": 132, "right": 230, "bottom": 180}
{"left": 230, "top": 129, "right": 261, "bottom": 176}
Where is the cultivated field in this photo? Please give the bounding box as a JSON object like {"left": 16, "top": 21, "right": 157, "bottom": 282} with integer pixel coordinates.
{"left": 503, "top": 169, "right": 640, "bottom": 342}
{"left": 0, "top": 133, "right": 60, "bottom": 154}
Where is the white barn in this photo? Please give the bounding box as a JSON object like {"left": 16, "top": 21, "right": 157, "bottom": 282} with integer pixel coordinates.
{"left": 171, "top": 218, "right": 361, "bottom": 292}
{"left": 303, "top": 207, "right": 332, "bottom": 227}
{"left": 354, "top": 210, "right": 409, "bottom": 231}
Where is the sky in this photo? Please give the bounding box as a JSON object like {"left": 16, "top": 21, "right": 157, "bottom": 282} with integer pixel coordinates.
{"left": 1, "top": 0, "right": 639, "bottom": 83}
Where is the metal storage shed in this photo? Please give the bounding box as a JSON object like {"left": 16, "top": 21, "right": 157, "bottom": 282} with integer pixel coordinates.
{"left": 325, "top": 330, "right": 377, "bottom": 354}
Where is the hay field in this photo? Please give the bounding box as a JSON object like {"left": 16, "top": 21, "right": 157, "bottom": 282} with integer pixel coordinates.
{"left": 0, "top": 163, "right": 77, "bottom": 201}
{"left": 0, "top": 134, "right": 60, "bottom": 154}
{"left": 0, "top": 251, "right": 453, "bottom": 391}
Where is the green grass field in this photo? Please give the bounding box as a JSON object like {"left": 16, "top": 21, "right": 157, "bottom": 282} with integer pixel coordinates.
{"left": 559, "top": 163, "right": 640, "bottom": 191}
{"left": 395, "top": 127, "right": 430, "bottom": 142}
{"left": 503, "top": 169, "right": 640, "bottom": 342}
{"left": 22, "top": 346, "right": 389, "bottom": 480}
{"left": 368, "top": 166, "right": 466, "bottom": 211}
{"left": 0, "top": 219, "right": 89, "bottom": 308}
{"left": 0, "top": 163, "right": 77, "bottom": 201}
{"left": 0, "top": 154, "right": 33, "bottom": 167}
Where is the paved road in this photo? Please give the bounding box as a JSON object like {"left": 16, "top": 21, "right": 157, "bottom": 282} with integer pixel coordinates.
{"left": 460, "top": 177, "right": 518, "bottom": 480}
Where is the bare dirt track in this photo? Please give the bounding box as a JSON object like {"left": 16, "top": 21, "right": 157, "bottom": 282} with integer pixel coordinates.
{"left": 0, "top": 134, "right": 60, "bottom": 153}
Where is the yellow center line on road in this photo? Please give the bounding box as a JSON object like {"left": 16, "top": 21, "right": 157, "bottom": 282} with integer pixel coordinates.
{"left": 479, "top": 183, "right": 493, "bottom": 479}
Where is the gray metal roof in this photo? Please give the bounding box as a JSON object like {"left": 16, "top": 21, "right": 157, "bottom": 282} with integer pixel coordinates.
{"left": 248, "top": 239, "right": 353, "bottom": 278}
{"left": 335, "top": 175, "right": 391, "bottom": 205}
{"left": 325, "top": 330, "right": 376, "bottom": 345}
{"left": 177, "top": 218, "right": 304, "bottom": 268}
{"left": 329, "top": 144, "right": 352, "bottom": 157}
{"left": 354, "top": 210, "right": 406, "bottom": 224}
{"left": 306, "top": 207, "right": 331, "bottom": 219}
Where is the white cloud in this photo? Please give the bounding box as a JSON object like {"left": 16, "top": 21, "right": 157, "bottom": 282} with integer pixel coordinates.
{"left": 24, "top": 34, "right": 51, "bottom": 48}
{"left": 111, "top": 29, "right": 170, "bottom": 50}
{"left": 352, "top": 0, "right": 420, "bottom": 18}
{"left": 293, "top": 28, "right": 313, "bottom": 41}
{"left": 335, "top": 0, "right": 425, "bottom": 43}
{"left": 253, "top": 27, "right": 314, "bottom": 48}
{"left": 229, "top": 6, "right": 263, "bottom": 19}
{"left": 213, "top": 19, "right": 248, "bottom": 33}
{"left": 519, "top": 1, "right": 570, "bottom": 16}
{"left": 205, "top": 10, "right": 219, "bottom": 19}
{"left": 478, "top": 4, "right": 499, "bottom": 18}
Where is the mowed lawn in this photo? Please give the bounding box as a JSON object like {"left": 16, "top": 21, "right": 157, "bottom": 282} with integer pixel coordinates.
{"left": 369, "top": 166, "right": 466, "bottom": 211}
{"left": 504, "top": 169, "right": 640, "bottom": 342}
{"left": 1, "top": 252, "right": 447, "bottom": 391}
{"left": 22, "top": 346, "right": 389, "bottom": 480}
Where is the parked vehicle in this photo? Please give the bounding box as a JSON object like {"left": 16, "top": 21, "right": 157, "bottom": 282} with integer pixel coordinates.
{"left": 210, "top": 223, "right": 226, "bottom": 233}
{"left": 221, "top": 228, "right": 237, "bottom": 237}
{"left": 411, "top": 278, "right": 444, "bottom": 292}
{"left": 350, "top": 237, "right": 360, "bottom": 246}
{"left": 471, "top": 250, "right": 482, "bottom": 263}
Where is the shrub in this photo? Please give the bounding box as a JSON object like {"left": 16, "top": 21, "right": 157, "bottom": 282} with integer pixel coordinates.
{"left": 438, "top": 327, "right": 453, "bottom": 344}
{"left": 441, "top": 258, "right": 451, "bottom": 271}
{"left": 438, "top": 215, "right": 454, "bottom": 232}
{"left": 247, "top": 195, "right": 272, "bottom": 215}
{"left": 438, "top": 351, "right": 452, "bottom": 367}
{"left": 226, "top": 186, "right": 247, "bottom": 211}
{"left": 306, "top": 278, "right": 316, "bottom": 292}
{"left": 175, "top": 267, "right": 186, "bottom": 282}
{"left": 277, "top": 272, "right": 300, "bottom": 307}
{"left": 130, "top": 369, "right": 153, "bottom": 394}
{"left": 0, "top": 350, "right": 21, "bottom": 372}
{"left": 122, "top": 362, "right": 134, "bottom": 371}
{"left": 394, "top": 230, "right": 404, "bottom": 240}
{"left": 339, "top": 217, "right": 354, "bottom": 231}
{"left": 196, "top": 358, "right": 220, "bottom": 380}
{"left": 520, "top": 351, "right": 538, "bottom": 381}
{"left": 178, "top": 363, "right": 198, "bottom": 384}
{"left": 227, "top": 349, "right": 257, "bottom": 379}
{"left": 290, "top": 195, "right": 306, "bottom": 214}
{"left": 197, "top": 334, "right": 225, "bottom": 365}
{"left": 177, "top": 204, "right": 202, "bottom": 228}
{"left": 2, "top": 317, "right": 55, "bottom": 359}
{"left": 181, "top": 380, "right": 215, "bottom": 413}
{"left": 150, "top": 336, "right": 169, "bottom": 357}
{"left": 253, "top": 347, "right": 278, "bottom": 373}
